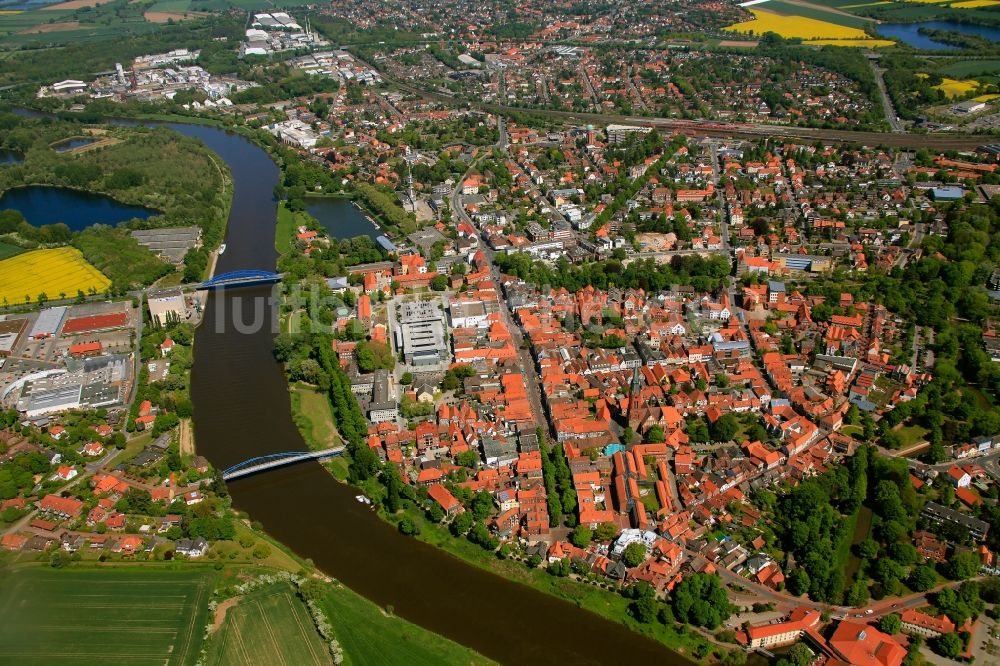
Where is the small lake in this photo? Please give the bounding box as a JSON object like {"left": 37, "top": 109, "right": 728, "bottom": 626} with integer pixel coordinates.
{"left": 304, "top": 197, "right": 380, "bottom": 240}
{"left": 51, "top": 137, "right": 98, "bottom": 153}
{"left": 878, "top": 21, "right": 1000, "bottom": 50}
{"left": 0, "top": 185, "right": 157, "bottom": 230}
{"left": 0, "top": 150, "right": 23, "bottom": 165}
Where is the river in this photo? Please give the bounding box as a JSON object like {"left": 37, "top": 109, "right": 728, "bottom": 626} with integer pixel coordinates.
{"left": 162, "top": 122, "right": 697, "bottom": 665}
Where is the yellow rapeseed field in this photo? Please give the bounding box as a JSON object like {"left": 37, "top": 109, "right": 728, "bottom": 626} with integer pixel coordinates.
{"left": 935, "top": 77, "right": 981, "bottom": 98}
{"left": 0, "top": 247, "right": 110, "bottom": 305}
{"left": 950, "top": 0, "right": 1000, "bottom": 8}
{"left": 974, "top": 93, "right": 1000, "bottom": 102}
{"left": 725, "top": 9, "right": 872, "bottom": 40}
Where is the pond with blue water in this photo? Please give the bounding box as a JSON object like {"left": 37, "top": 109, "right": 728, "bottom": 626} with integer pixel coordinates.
{"left": 0, "top": 185, "right": 157, "bottom": 230}
{"left": 877, "top": 20, "right": 1000, "bottom": 50}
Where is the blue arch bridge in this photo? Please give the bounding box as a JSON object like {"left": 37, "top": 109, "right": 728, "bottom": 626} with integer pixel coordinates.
{"left": 199, "top": 270, "right": 282, "bottom": 290}
{"left": 221, "top": 447, "right": 345, "bottom": 481}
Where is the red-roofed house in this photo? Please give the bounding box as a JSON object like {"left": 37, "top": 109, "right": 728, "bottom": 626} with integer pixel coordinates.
{"left": 900, "top": 609, "right": 955, "bottom": 638}
{"left": 428, "top": 483, "right": 463, "bottom": 516}
{"left": 829, "top": 621, "right": 905, "bottom": 666}
{"left": 741, "top": 607, "right": 821, "bottom": 649}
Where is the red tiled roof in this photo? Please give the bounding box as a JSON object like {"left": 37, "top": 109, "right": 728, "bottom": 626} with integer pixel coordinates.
{"left": 62, "top": 312, "right": 127, "bottom": 334}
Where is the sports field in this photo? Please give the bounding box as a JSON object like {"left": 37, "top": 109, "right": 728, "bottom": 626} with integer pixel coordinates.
{"left": 0, "top": 246, "right": 110, "bottom": 305}
{"left": 208, "top": 584, "right": 330, "bottom": 666}
{"left": 0, "top": 567, "right": 214, "bottom": 665}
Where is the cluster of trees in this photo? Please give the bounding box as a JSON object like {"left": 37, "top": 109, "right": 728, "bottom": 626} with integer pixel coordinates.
{"left": 670, "top": 572, "right": 734, "bottom": 630}
{"left": 0, "top": 209, "right": 72, "bottom": 245}
{"left": 279, "top": 234, "right": 390, "bottom": 283}
{"left": 355, "top": 340, "right": 394, "bottom": 373}
{"left": 779, "top": 446, "right": 872, "bottom": 603}
{"left": 442, "top": 363, "right": 476, "bottom": 392}
{"left": 355, "top": 183, "right": 416, "bottom": 234}
{"left": 494, "top": 254, "right": 731, "bottom": 294}
{"left": 541, "top": 438, "right": 578, "bottom": 527}
{"left": 0, "top": 452, "right": 50, "bottom": 501}
{"left": 232, "top": 71, "right": 339, "bottom": 106}
{"left": 73, "top": 226, "right": 173, "bottom": 293}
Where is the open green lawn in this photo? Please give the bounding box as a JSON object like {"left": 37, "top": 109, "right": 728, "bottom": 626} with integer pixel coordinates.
{"left": 319, "top": 582, "right": 495, "bottom": 666}
{"left": 208, "top": 583, "right": 329, "bottom": 666}
{"left": 275, "top": 202, "right": 297, "bottom": 254}
{"left": 0, "top": 241, "right": 25, "bottom": 260}
{"left": 290, "top": 382, "right": 342, "bottom": 450}
{"left": 841, "top": 506, "right": 873, "bottom": 587}
{"left": 0, "top": 566, "right": 214, "bottom": 665}
{"left": 895, "top": 424, "right": 930, "bottom": 448}
{"left": 840, "top": 424, "right": 864, "bottom": 439}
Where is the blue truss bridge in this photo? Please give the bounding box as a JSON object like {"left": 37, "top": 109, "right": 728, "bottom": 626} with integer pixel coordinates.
{"left": 199, "top": 270, "right": 282, "bottom": 290}
{"left": 222, "top": 447, "right": 345, "bottom": 481}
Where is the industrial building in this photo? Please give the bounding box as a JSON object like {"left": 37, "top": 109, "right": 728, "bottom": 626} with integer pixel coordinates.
{"left": 395, "top": 299, "right": 449, "bottom": 366}
{"left": 8, "top": 354, "right": 131, "bottom": 417}
{"left": 0, "top": 318, "right": 27, "bottom": 357}
{"left": 368, "top": 369, "right": 398, "bottom": 423}
{"left": 29, "top": 307, "right": 68, "bottom": 340}
{"left": 147, "top": 289, "right": 186, "bottom": 327}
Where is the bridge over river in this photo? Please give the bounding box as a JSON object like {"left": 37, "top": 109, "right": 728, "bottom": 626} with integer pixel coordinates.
{"left": 222, "top": 447, "right": 345, "bottom": 481}
{"left": 199, "top": 269, "right": 282, "bottom": 290}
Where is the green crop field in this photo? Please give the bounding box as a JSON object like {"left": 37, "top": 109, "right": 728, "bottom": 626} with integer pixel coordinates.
{"left": 0, "top": 241, "right": 25, "bottom": 260}
{"left": 938, "top": 59, "right": 1000, "bottom": 78}
{"left": 760, "top": 0, "right": 873, "bottom": 27}
{"left": 319, "top": 583, "right": 496, "bottom": 666}
{"left": 0, "top": 567, "right": 215, "bottom": 665}
{"left": 207, "top": 584, "right": 330, "bottom": 666}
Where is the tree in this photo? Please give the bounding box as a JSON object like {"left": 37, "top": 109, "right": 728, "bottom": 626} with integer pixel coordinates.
{"left": 426, "top": 502, "right": 445, "bottom": 523}
{"left": 400, "top": 371, "right": 413, "bottom": 385}
{"left": 932, "top": 632, "right": 964, "bottom": 659}
{"left": 646, "top": 425, "right": 665, "bottom": 443}
{"left": 622, "top": 542, "right": 647, "bottom": 568}
{"left": 571, "top": 524, "right": 592, "bottom": 548}
{"left": 857, "top": 538, "right": 879, "bottom": 560}
{"left": 907, "top": 565, "right": 937, "bottom": 592}
{"left": 946, "top": 549, "right": 981, "bottom": 580}
{"left": 595, "top": 522, "right": 618, "bottom": 542}
{"left": 776, "top": 643, "right": 814, "bottom": 666}
{"left": 629, "top": 595, "right": 658, "bottom": 624}
{"left": 845, "top": 579, "right": 870, "bottom": 607}
{"left": 880, "top": 613, "right": 902, "bottom": 636}
{"left": 398, "top": 517, "right": 418, "bottom": 535}
{"left": 430, "top": 274, "right": 448, "bottom": 291}
{"left": 671, "top": 573, "right": 733, "bottom": 630}
{"left": 710, "top": 413, "right": 740, "bottom": 442}
{"left": 449, "top": 511, "right": 473, "bottom": 536}
{"left": 50, "top": 550, "right": 71, "bottom": 568}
